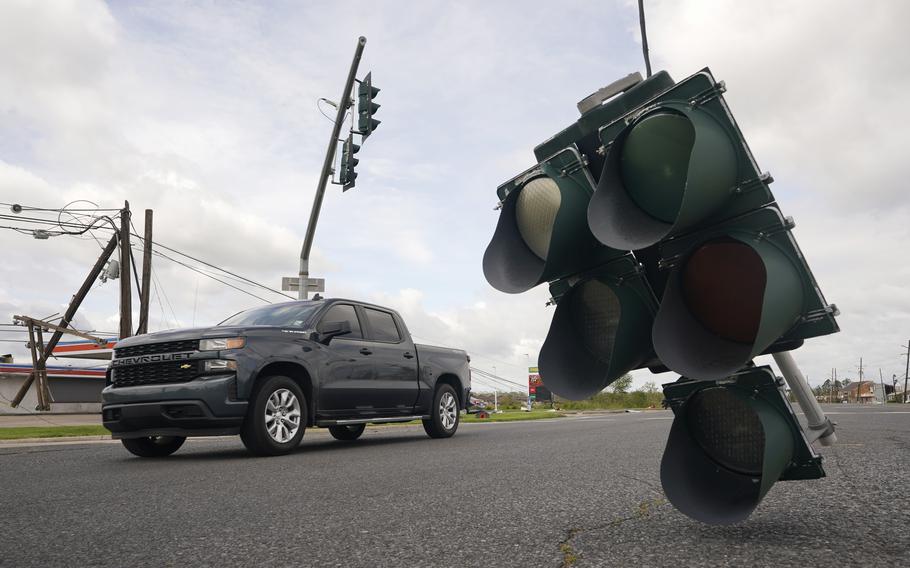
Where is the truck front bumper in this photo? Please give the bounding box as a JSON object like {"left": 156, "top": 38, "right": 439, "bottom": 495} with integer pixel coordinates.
{"left": 102, "top": 375, "right": 248, "bottom": 439}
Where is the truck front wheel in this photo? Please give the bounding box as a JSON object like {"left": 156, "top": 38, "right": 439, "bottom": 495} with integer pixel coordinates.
{"left": 121, "top": 436, "right": 186, "bottom": 458}
{"left": 241, "top": 375, "right": 307, "bottom": 456}
{"left": 423, "top": 384, "right": 460, "bottom": 439}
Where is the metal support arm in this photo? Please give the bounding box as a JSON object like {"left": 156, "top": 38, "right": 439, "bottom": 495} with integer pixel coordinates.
{"left": 773, "top": 351, "right": 837, "bottom": 446}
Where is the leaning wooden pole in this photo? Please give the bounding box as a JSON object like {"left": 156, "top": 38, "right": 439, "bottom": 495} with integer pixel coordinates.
{"left": 137, "top": 209, "right": 153, "bottom": 335}
{"left": 10, "top": 233, "right": 119, "bottom": 408}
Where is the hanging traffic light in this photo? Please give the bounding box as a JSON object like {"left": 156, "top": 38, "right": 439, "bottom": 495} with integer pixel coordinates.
{"left": 481, "top": 67, "right": 840, "bottom": 524}
{"left": 358, "top": 71, "right": 380, "bottom": 140}
{"left": 585, "top": 71, "right": 774, "bottom": 251}
{"left": 661, "top": 366, "right": 824, "bottom": 525}
{"left": 339, "top": 134, "right": 360, "bottom": 191}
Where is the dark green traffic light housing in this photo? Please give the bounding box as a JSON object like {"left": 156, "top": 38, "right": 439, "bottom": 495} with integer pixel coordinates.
{"left": 339, "top": 134, "right": 360, "bottom": 191}
{"left": 661, "top": 366, "right": 824, "bottom": 525}
{"left": 652, "top": 206, "right": 838, "bottom": 380}
{"left": 579, "top": 70, "right": 774, "bottom": 251}
{"left": 482, "top": 147, "right": 623, "bottom": 294}
{"left": 539, "top": 255, "right": 658, "bottom": 399}
{"left": 358, "top": 71, "right": 380, "bottom": 140}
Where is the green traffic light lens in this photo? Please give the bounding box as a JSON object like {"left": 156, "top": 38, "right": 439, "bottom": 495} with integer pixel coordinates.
{"left": 620, "top": 112, "right": 695, "bottom": 224}
{"left": 569, "top": 279, "right": 621, "bottom": 361}
{"left": 686, "top": 387, "right": 764, "bottom": 476}
{"left": 515, "top": 177, "right": 561, "bottom": 260}
{"left": 682, "top": 238, "right": 766, "bottom": 344}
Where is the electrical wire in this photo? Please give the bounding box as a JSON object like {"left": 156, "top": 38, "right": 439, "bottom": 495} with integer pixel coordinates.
{"left": 638, "top": 0, "right": 653, "bottom": 78}
{"left": 132, "top": 235, "right": 294, "bottom": 300}
{"left": 151, "top": 249, "right": 274, "bottom": 304}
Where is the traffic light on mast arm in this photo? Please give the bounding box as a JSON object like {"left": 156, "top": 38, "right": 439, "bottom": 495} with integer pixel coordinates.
{"left": 339, "top": 134, "right": 360, "bottom": 191}
{"left": 357, "top": 71, "right": 380, "bottom": 139}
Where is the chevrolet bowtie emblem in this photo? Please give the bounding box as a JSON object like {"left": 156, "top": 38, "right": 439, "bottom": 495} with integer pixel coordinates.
{"left": 179, "top": 364, "right": 192, "bottom": 369}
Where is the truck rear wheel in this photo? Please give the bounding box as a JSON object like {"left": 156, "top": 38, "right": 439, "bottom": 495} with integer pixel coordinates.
{"left": 423, "top": 384, "right": 460, "bottom": 439}
{"left": 241, "top": 375, "right": 307, "bottom": 456}
{"left": 121, "top": 436, "right": 186, "bottom": 458}
{"left": 329, "top": 424, "right": 366, "bottom": 441}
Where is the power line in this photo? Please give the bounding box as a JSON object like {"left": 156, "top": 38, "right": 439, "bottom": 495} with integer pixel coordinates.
{"left": 151, "top": 249, "right": 275, "bottom": 304}
{"left": 133, "top": 234, "right": 294, "bottom": 301}
{"left": 470, "top": 367, "right": 528, "bottom": 391}
{"left": 637, "top": 0, "right": 652, "bottom": 78}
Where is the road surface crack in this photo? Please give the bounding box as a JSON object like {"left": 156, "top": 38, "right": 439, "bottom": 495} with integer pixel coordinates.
{"left": 556, "top": 498, "right": 668, "bottom": 567}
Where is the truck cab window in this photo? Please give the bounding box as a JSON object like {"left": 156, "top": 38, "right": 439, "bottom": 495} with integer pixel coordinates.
{"left": 318, "top": 304, "right": 363, "bottom": 339}
{"left": 363, "top": 308, "right": 401, "bottom": 342}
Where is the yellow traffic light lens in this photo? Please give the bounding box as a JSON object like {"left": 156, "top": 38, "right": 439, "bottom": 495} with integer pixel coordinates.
{"left": 686, "top": 388, "right": 764, "bottom": 476}
{"left": 620, "top": 112, "right": 694, "bottom": 223}
{"left": 682, "top": 239, "right": 766, "bottom": 344}
{"left": 515, "top": 176, "right": 561, "bottom": 260}
{"left": 569, "top": 279, "right": 621, "bottom": 360}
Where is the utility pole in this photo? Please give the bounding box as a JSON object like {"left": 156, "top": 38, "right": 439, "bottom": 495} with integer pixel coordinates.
{"left": 119, "top": 201, "right": 132, "bottom": 339}
{"left": 879, "top": 368, "right": 886, "bottom": 403}
{"left": 904, "top": 340, "right": 909, "bottom": 403}
{"left": 297, "top": 36, "right": 367, "bottom": 300}
{"left": 858, "top": 357, "right": 863, "bottom": 403}
{"left": 137, "top": 209, "right": 153, "bottom": 335}
{"left": 11, "top": 234, "right": 119, "bottom": 408}
{"left": 834, "top": 368, "right": 838, "bottom": 402}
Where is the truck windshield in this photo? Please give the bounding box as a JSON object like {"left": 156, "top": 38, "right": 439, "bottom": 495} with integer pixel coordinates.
{"left": 218, "top": 302, "right": 323, "bottom": 328}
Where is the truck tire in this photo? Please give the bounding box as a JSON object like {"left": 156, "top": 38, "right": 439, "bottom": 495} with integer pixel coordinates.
{"left": 121, "top": 436, "right": 186, "bottom": 458}
{"left": 423, "top": 384, "right": 460, "bottom": 439}
{"left": 241, "top": 375, "right": 307, "bottom": 456}
{"left": 329, "top": 424, "right": 366, "bottom": 441}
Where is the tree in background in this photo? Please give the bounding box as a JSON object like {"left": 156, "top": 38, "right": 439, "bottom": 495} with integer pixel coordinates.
{"left": 610, "top": 374, "right": 634, "bottom": 393}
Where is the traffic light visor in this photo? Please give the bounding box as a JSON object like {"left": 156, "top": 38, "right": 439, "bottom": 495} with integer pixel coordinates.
{"left": 483, "top": 174, "right": 559, "bottom": 293}
{"left": 587, "top": 104, "right": 737, "bottom": 250}
{"left": 539, "top": 271, "right": 653, "bottom": 400}
{"left": 661, "top": 376, "right": 796, "bottom": 525}
{"left": 653, "top": 235, "right": 803, "bottom": 380}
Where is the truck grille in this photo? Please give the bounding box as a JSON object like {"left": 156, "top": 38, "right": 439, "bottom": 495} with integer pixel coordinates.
{"left": 112, "top": 360, "right": 199, "bottom": 388}
{"left": 114, "top": 340, "right": 198, "bottom": 358}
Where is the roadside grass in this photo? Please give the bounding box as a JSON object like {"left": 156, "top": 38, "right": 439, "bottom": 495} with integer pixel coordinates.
{"left": 0, "top": 425, "right": 109, "bottom": 440}
{"left": 0, "top": 410, "right": 565, "bottom": 440}
{"left": 461, "top": 410, "right": 564, "bottom": 423}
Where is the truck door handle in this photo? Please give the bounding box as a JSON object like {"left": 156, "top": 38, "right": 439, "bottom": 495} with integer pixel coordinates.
{"left": 359, "top": 348, "right": 373, "bottom": 355}
{"left": 403, "top": 352, "right": 415, "bottom": 359}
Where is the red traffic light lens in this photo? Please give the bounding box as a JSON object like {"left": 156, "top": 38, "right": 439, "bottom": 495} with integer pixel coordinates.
{"left": 682, "top": 239, "right": 766, "bottom": 344}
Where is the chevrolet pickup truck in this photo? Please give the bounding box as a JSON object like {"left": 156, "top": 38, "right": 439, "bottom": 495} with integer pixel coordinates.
{"left": 102, "top": 298, "right": 471, "bottom": 457}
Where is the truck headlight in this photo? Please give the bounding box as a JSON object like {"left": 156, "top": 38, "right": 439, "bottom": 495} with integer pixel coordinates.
{"left": 199, "top": 337, "right": 245, "bottom": 351}
{"left": 203, "top": 360, "right": 237, "bottom": 373}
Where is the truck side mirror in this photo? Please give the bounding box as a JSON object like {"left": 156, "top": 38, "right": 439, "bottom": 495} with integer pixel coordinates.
{"left": 318, "top": 321, "right": 352, "bottom": 344}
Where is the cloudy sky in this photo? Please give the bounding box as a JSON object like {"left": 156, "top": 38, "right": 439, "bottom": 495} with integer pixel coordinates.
{"left": 1, "top": 0, "right": 908, "bottom": 393}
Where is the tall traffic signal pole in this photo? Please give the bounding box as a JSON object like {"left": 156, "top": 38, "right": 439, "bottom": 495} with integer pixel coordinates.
{"left": 298, "top": 36, "right": 366, "bottom": 299}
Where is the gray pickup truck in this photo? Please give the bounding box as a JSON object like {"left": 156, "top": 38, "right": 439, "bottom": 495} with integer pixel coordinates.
{"left": 102, "top": 298, "right": 471, "bottom": 457}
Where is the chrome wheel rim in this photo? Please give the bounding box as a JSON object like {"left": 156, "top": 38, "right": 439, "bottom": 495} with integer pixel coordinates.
{"left": 265, "top": 388, "right": 301, "bottom": 443}
{"left": 439, "top": 392, "right": 457, "bottom": 430}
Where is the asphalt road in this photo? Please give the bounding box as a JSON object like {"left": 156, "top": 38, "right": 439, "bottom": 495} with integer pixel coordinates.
{"left": 0, "top": 405, "right": 907, "bottom": 567}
